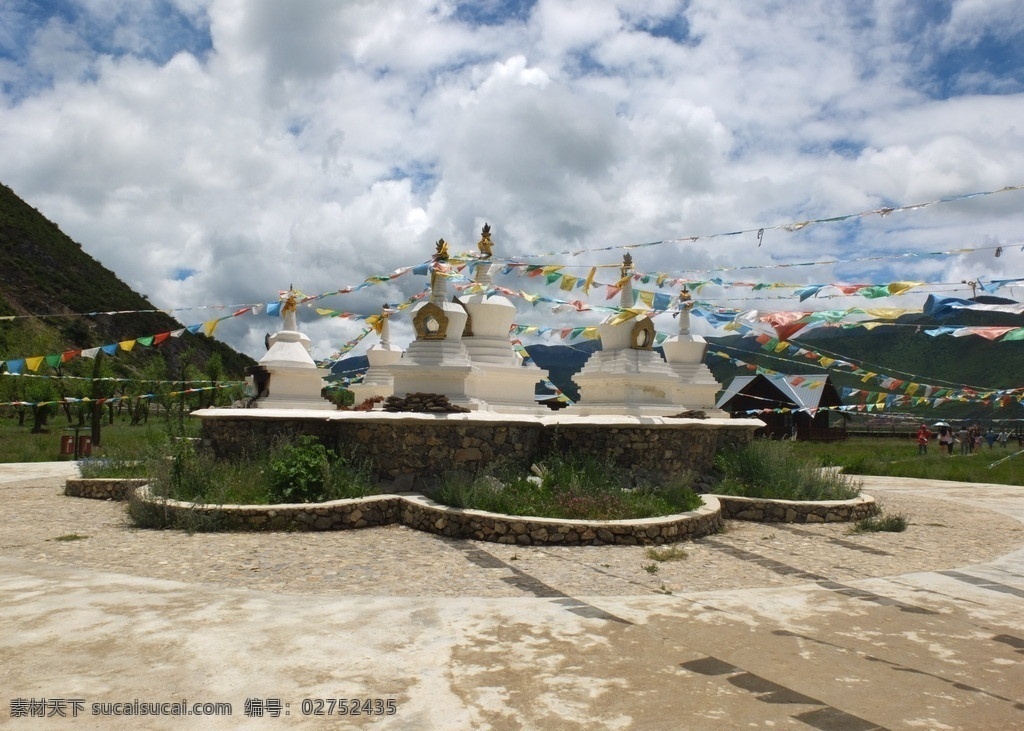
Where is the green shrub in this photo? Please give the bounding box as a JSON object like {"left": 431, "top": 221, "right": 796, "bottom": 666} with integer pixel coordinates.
{"left": 268, "top": 436, "right": 333, "bottom": 503}
{"left": 713, "top": 439, "right": 862, "bottom": 501}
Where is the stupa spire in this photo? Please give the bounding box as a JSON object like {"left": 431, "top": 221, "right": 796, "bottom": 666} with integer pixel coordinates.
{"left": 618, "top": 253, "right": 634, "bottom": 310}
{"left": 429, "top": 238, "right": 450, "bottom": 305}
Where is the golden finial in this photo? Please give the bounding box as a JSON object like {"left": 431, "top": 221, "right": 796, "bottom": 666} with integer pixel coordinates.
{"left": 620, "top": 253, "right": 633, "bottom": 279}
{"left": 281, "top": 287, "right": 298, "bottom": 315}
{"left": 434, "top": 238, "right": 449, "bottom": 261}
{"left": 477, "top": 223, "right": 494, "bottom": 258}
{"left": 680, "top": 286, "right": 693, "bottom": 310}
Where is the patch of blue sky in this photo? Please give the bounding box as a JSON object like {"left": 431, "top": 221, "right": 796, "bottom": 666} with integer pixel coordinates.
{"left": 386, "top": 163, "right": 437, "bottom": 198}
{"left": 632, "top": 11, "right": 700, "bottom": 47}
{"left": 886, "top": 1, "right": 1024, "bottom": 99}
{"left": 287, "top": 119, "right": 308, "bottom": 138}
{"left": 452, "top": 0, "right": 536, "bottom": 26}
{"left": 172, "top": 268, "right": 197, "bottom": 281}
{"left": 796, "top": 138, "right": 866, "bottom": 159}
{"left": 2, "top": 0, "right": 211, "bottom": 69}
{"left": 925, "top": 32, "right": 1024, "bottom": 98}
{"left": 564, "top": 48, "right": 610, "bottom": 79}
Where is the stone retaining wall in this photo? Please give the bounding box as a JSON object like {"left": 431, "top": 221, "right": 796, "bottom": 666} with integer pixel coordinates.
{"left": 64, "top": 478, "right": 149, "bottom": 501}
{"left": 66, "top": 479, "right": 879, "bottom": 542}
{"left": 127, "top": 486, "right": 723, "bottom": 545}
{"left": 198, "top": 412, "right": 759, "bottom": 485}
{"left": 398, "top": 494, "right": 723, "bottom": 545}
{"left": 713, "top": 493, "right": 879, "bottom": 523}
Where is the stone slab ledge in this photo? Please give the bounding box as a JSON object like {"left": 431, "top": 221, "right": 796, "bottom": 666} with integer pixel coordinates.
{"left": 192, "top": 406, "right": 763, "bottom": 430}
{"left": 710, "top": 493, "right": 879, "bottom": 523}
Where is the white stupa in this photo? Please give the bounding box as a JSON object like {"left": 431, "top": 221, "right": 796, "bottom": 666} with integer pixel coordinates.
{"left": 347, "top": 305, "right": 403, "bottom": 405}
{"left": 661, "top": 288, "right": 722, "bottom": 410}
{"left": 460, "top": 224, "right": 546, "bottom": 412}
{"left": 254, "top": 288, "right": 334, "bottom": 410}
{"left": 388, "top": 239, "right": 483, "bottom": 408}
{"left": 573, "top": 255, "right": 723, "bottom": 416}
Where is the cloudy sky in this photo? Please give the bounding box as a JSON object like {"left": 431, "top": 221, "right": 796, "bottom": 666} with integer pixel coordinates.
{"left": 2, "top": 0, "right": 1023, "bottom": 361}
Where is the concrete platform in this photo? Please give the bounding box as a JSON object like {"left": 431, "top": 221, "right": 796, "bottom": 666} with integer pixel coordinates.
{"left": 1, "top": 463, "right": 1022, "bottom": 730}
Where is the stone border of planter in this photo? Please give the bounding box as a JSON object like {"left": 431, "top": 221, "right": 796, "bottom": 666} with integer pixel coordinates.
{"left": 123, "top": 485, "right": 722, "bottom": 546}
{"left": 64, "top": 478, "right": 149, "bottom": 501}
{"left": 711, "top": 493, "right": 879, "bottom": 523}
{"left": 63, "top": 478, "right": 879, "bottom": 543}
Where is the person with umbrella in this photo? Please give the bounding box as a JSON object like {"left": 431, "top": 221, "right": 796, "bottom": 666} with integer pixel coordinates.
{"left": 935, "top": 422, "right": 954, "bottom": 456}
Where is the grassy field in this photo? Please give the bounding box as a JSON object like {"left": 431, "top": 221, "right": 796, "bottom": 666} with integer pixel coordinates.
{"left": 0, "top": 417, "right": 198, "bottom": 464}
{"left": 1, "top": 419, "right": 1021, "bottom": 487}
{"left": 789, "top": 436, "right": 1024, "bottom": 486}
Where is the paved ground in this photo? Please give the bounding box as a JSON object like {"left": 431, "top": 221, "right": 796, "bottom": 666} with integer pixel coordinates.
{"left": 1, "top": 463, "right": 1022, "bottom": 730}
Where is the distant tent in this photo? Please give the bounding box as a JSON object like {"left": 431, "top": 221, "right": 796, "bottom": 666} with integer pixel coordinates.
{"left": 716, "top": 373, "right": 847, "bottom": 442}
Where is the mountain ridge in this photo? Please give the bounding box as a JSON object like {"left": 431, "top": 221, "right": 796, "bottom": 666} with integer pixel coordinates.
{"left": 0, "top": 182, "right": 255, "bottom": 431}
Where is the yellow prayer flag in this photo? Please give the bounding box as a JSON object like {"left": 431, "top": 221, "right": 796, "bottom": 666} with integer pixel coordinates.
{"left": 119, "top": 340, "right": 136, "bottom": 352}
{"left": 560, "top": 274, "right": 577, "bottom": 292}
{"left": 887, "top": 281, "right": 922, "bottom": 296}
{"left": 25, "top": 356, "right": 44, "bottom": 372}
{"left": 862, "top": 308, "right": 907, "bottom": 320}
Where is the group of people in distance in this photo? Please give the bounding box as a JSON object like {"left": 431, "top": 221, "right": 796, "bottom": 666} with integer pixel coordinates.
{"left": 917, "top": 423, "right": 1013, "bottom": 456}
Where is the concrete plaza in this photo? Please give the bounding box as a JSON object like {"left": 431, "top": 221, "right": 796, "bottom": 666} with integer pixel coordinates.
{"left": 1, "top": 463, "right": 1021, "bottom": 730}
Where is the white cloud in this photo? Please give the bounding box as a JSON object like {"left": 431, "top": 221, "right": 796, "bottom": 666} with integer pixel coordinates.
{"left": 1, "top": 0, "right": 1022, "bottom": 363}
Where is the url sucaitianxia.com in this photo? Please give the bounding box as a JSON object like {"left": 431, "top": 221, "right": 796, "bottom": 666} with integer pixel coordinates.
{"left": 7, "top": 698, "right": 232, "bottom": 718}
{"left": 7, "top": 696, "right": 399, "bottom": 720}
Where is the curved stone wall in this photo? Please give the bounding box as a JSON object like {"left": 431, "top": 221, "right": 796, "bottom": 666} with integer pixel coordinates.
{"left": 123, "top": 483, "right": 724, "bottom": 540}
{"left": 712, "top": 494, "right": 879, "bottom": 523}
{"left": 65, "top": 478, "right": 149, "bottom": 501}
{"left": 399, "top": 494, "right": 723, "bottom": 545}
{"left": 65, "top": 479, "right": 880, "bottom": 542}
{"left": 125, "top": 486, "right": 723, "bottom": 546}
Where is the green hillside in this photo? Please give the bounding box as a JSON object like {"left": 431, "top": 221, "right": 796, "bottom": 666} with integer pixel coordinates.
{"left": 705, "top": 320, "right": 1024, "bottom": 422}
{"left": 0, "top": 182, "right": 255, "bottom": 435}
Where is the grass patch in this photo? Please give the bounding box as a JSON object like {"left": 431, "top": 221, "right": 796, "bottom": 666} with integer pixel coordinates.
{"left": 147, "top": 437, "right": 377, "bottom": 506}
{"left": 645, "top": 545, "right": 687, "bottom": 562}
{"left": 126, "top": 436, "right": 379, "bottom": 530}
{"left": 642, "top": 563, "right": 659, "bottom": 574}
{"left": 851, "top": 513, "right": 909, "bottom": 533}
{"left": 431, "top": 456, "right": 703, "bottom": 521}
{"left": 51, "top": 533, "right": 88, "bottom": 541}
{"left": 77, "top": 432, "right": 169, "bottom": 478}
{"left": 712, "top": 439, "right": 862, "bottom": 501}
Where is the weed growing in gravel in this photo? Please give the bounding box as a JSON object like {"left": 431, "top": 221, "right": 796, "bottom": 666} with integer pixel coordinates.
{"left": 851, "top": 512, "right": 909, "bottom": 533}
{"left": 645, "top": 545, "right": 687, "bottom": 562}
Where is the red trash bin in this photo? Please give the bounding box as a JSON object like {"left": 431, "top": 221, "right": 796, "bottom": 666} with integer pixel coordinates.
{"left": 77, "top": 436, "right": 92, "bottom": 457}
{"left": 60, "top": 435, "right": 75, "bottom": 455}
